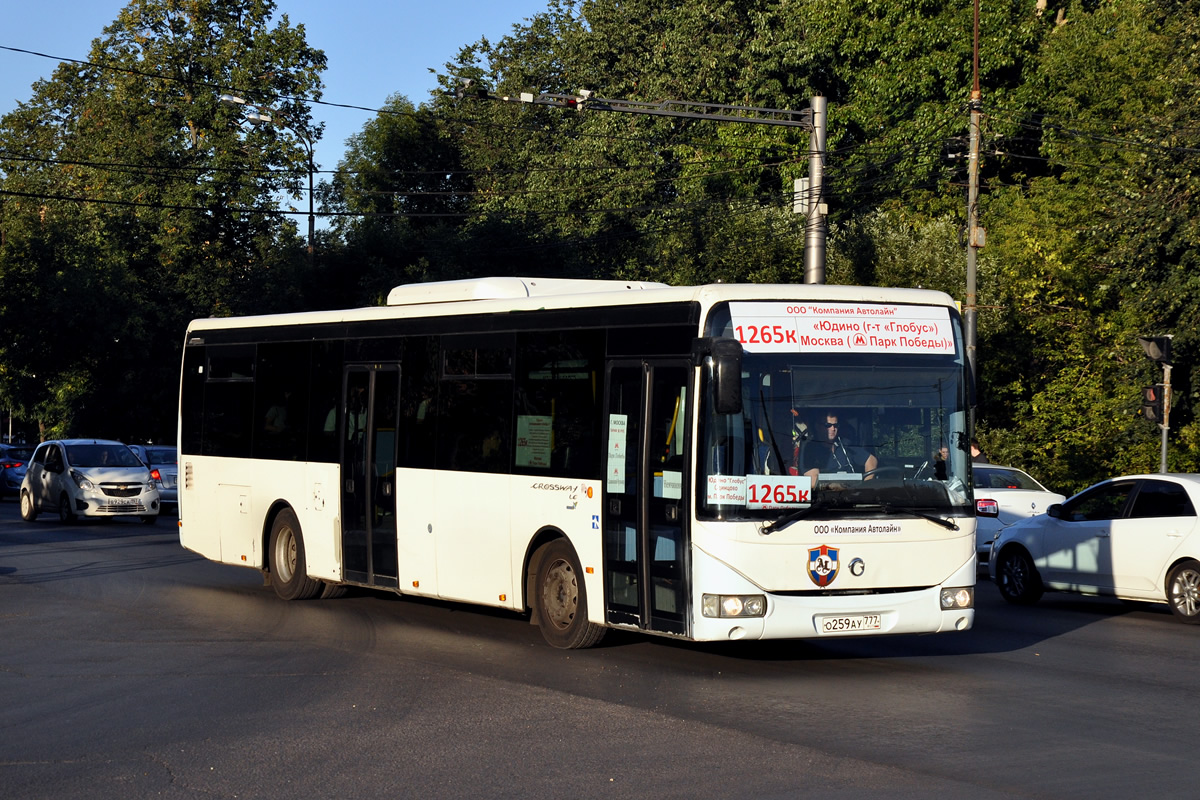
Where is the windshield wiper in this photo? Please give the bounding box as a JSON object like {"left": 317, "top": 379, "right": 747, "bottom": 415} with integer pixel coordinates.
{"left": 879, "top": 503, "right": 960, "bottom": 531}
{"left": 761, "top": 503, "right": 825, "bottom": 535}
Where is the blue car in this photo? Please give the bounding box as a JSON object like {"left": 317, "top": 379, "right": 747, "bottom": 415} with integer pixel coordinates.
{"left": 1, "top": 444, "right": 33, "bottom": 499}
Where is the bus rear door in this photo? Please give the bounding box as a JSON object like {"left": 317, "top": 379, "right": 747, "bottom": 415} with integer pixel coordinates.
{"left": 341, "top": 364, "right": 400, "bottom": 588}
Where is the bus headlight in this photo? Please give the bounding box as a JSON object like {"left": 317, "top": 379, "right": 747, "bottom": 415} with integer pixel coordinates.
{"left": 940, "top": 587, "right": 974, "bottom": 609}
{"left": 702, "top": 594, "right": 766, "bottom": 618}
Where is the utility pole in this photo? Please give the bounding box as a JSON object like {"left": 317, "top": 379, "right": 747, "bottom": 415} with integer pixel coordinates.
{"left": 464, "top": 85, "right": 827, "bottom": 281}
{"left": 804, "top": 96, "right": 828, "bottom": 285}
{"left": 965, "top": 0, "right": 983, "bottom": 384}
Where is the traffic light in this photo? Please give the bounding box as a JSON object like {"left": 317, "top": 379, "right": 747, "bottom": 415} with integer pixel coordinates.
{"left": 1142, "top": 385, "right": 1165, "bottom": 423}
{"left": 1139, "top": 336, "right": 1172, "bottom": 364}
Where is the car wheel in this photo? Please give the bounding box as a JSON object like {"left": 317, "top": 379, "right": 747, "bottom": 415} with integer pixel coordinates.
{"left": 268, "top": 508, "right": 322, "bottom": 601}
{"left": 1166, "top": 560, "right": 1200, "bottom": 624}
{"left": 58, "top": 493, "right": 77, "bottom": 523}
{"left": 995, "top": 546, "right": 1043, "bottom": 605}
{"left": 533, "top": 539, "right": 606, "bottom": 649}
{"left": 20, "top": 490, "right": 38, "bottom": 521}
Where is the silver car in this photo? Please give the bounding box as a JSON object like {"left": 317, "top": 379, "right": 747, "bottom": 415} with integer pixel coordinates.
{"left": 128, "top": 444, "right": 178, "bottom": 514}
{"left": 20, "top": 439, "right": 160, "bottom": 523}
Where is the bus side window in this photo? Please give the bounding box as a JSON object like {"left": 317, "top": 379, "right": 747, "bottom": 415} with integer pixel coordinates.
{"left": 398, "top": 336, "right": 438, "bottom": 470}
{"left": 513, "top": 330, "right": 605, "bottom": 480}
{"left": 435, "top": 337, "right": 514, "bottom": 475}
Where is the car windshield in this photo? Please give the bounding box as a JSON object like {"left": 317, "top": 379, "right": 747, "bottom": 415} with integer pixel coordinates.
{"left": 973, "top": 467, "right": 1048, "bottom": 492}
{"left": 66, "top": 444, "right": 144, "bottom": 468}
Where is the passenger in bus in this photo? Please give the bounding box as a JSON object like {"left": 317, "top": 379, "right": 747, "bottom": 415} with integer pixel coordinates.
{"left": 264, "top": 391, "right": 291, "bottom": 434}
{"left": 797, "top": 411, "right": 878, "bottom": 480}
{"left": 934, "top": 444, "right": 950, "bottom": 480}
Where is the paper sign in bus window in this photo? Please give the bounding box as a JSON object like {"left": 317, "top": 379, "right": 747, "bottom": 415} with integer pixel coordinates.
{"left": 515, "top": 415, "right": 552, "bottom": 468}
{"left": 707, "top": 474, "right": 747, "bottom": 505}
{"left": 607, "top": 414, "right": 628, "bottom": 494}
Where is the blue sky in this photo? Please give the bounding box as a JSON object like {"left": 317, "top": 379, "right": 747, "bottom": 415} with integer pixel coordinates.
{"left": 1, "top": 0, "right": 551, "bottom": 175}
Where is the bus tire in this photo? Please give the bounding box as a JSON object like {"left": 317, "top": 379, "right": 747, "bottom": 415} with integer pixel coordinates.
{"left": 319, "top": 581, "right": 347, "bottom": 599}
{"left": 534, "top": 539, "right": 606, "bottom": 649}
{"left": 268, "top": 509, "right": 322, "bottom": 601}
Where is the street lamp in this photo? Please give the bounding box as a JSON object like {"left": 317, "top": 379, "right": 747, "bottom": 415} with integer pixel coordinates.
{"left": 220, "top": 94, "right": 315, "bottom": 269}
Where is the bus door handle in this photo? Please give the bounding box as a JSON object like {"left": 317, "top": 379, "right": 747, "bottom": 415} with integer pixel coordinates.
{"left": 609, "top": 498, "right": 621, "bottom": 515}
{"left": 345, "top": 479, "right": 355, "bottom": 493}
{"left": 665, "top": 505, "right": 679, "bottom": 522}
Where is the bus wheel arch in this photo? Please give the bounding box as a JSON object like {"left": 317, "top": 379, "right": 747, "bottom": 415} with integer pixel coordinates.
{"left": 267, "top": 505, "right": 322, "bottom": 601}
{"left": 524, "top": 528, "right": 566, "bottom": 627}
{"left": 529, "top": 535, "right": 606, "bottom": 649}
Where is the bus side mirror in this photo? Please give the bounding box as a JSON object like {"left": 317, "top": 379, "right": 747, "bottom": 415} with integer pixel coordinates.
{"left": 710, "top": 338, "right": 743, "bottom": 415}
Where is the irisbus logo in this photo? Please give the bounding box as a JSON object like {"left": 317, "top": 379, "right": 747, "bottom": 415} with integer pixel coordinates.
{"left": 808, "top": 545, "right": 840, "bottom": 587}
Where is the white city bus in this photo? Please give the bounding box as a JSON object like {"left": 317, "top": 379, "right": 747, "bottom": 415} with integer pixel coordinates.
{"left": 178, "top": 277, "right": 976, "bottom": 648}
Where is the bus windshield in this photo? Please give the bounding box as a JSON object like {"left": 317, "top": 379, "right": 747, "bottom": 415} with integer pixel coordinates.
{"left": 699, "top": 300, "right": 972, "bottom": 523}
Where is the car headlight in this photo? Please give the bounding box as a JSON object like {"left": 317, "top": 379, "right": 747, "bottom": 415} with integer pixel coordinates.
{"left": 940, "top": 587, "right": 974, "bottom": 609}
{"left": 702, "top": 594, "right": 766, "bottom": 618}
{"left": 70, "top": 470, "right": 96, "bottom": 491}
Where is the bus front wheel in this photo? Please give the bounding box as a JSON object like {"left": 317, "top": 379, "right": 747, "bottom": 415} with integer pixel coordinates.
{"left": 534, "top": 539, "right": 606, "bottom": 649}
{"left": 269, "top": 509, "right": 322, "bottom": 601}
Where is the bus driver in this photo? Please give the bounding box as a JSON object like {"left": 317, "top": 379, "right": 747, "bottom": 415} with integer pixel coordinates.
{"left": 798, "top": 411, "right": 878, "bottom": 481}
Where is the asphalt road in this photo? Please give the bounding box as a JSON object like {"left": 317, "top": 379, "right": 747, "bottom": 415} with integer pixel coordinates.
{"left": 2, "top": 499, "right": 1196, "bottom": 799}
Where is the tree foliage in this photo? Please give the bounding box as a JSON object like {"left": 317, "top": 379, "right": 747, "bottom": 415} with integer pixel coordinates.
{"left": 2, "top": 0, "right": 1199, "bottom": 494}
{"left": 0, "top": 0, "right": 325, "bottom": 440}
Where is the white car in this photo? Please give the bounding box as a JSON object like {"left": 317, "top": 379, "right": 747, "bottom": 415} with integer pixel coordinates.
{"left": 973, "top": 465, "right": 1065, "bottom": 562}
{"left": 989, "top": 473, "right": 1200, "bottom": 623}
{"left": 20, "top": 439, "right": 161, "bottom": 524}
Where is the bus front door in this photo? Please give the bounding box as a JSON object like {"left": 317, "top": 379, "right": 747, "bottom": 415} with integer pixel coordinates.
{"left": 603, "top": 361, "right": 690, "bottom": 636}
{"left": 341, "top": 365, "right": 400, "bottom": 588}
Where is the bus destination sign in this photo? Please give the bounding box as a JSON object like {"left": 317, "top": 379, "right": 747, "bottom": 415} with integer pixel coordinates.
{"left": 728, "top": 302, "right": 955, "bottom": 355}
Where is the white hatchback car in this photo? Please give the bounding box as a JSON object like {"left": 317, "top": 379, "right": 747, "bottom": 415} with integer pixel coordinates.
{"left": 20, "top": 439, "right": 161, "bottom": 524}
{"left": 973, "top": 465, "right": 1065, "bottom": 562}
{"left": 989, "top": 473, "right": 1200, "bottom": 623}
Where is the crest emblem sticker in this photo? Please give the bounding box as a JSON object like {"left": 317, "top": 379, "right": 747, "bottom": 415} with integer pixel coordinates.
{"left": 808, "top": 544, "right": 840, "bottom": 587}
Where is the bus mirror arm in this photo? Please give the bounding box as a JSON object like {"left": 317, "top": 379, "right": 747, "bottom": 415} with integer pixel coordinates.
{"left": 694, "top": 337, "right": 743, "bottom": 415}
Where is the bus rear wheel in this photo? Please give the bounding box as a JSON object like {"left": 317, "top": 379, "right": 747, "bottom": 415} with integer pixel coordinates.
{"left": 269, "top": 509, "right": 322, "bottom": 601}
{"left": 534, "top": 539, "right": 606, "bottom": 649}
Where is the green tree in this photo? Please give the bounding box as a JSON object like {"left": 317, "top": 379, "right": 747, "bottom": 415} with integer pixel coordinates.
{"left": 974, "top": 0, "right": 1200, "bottom": 489}
{"left": 0, "top": 0, "right": 325, "bottom": 439}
